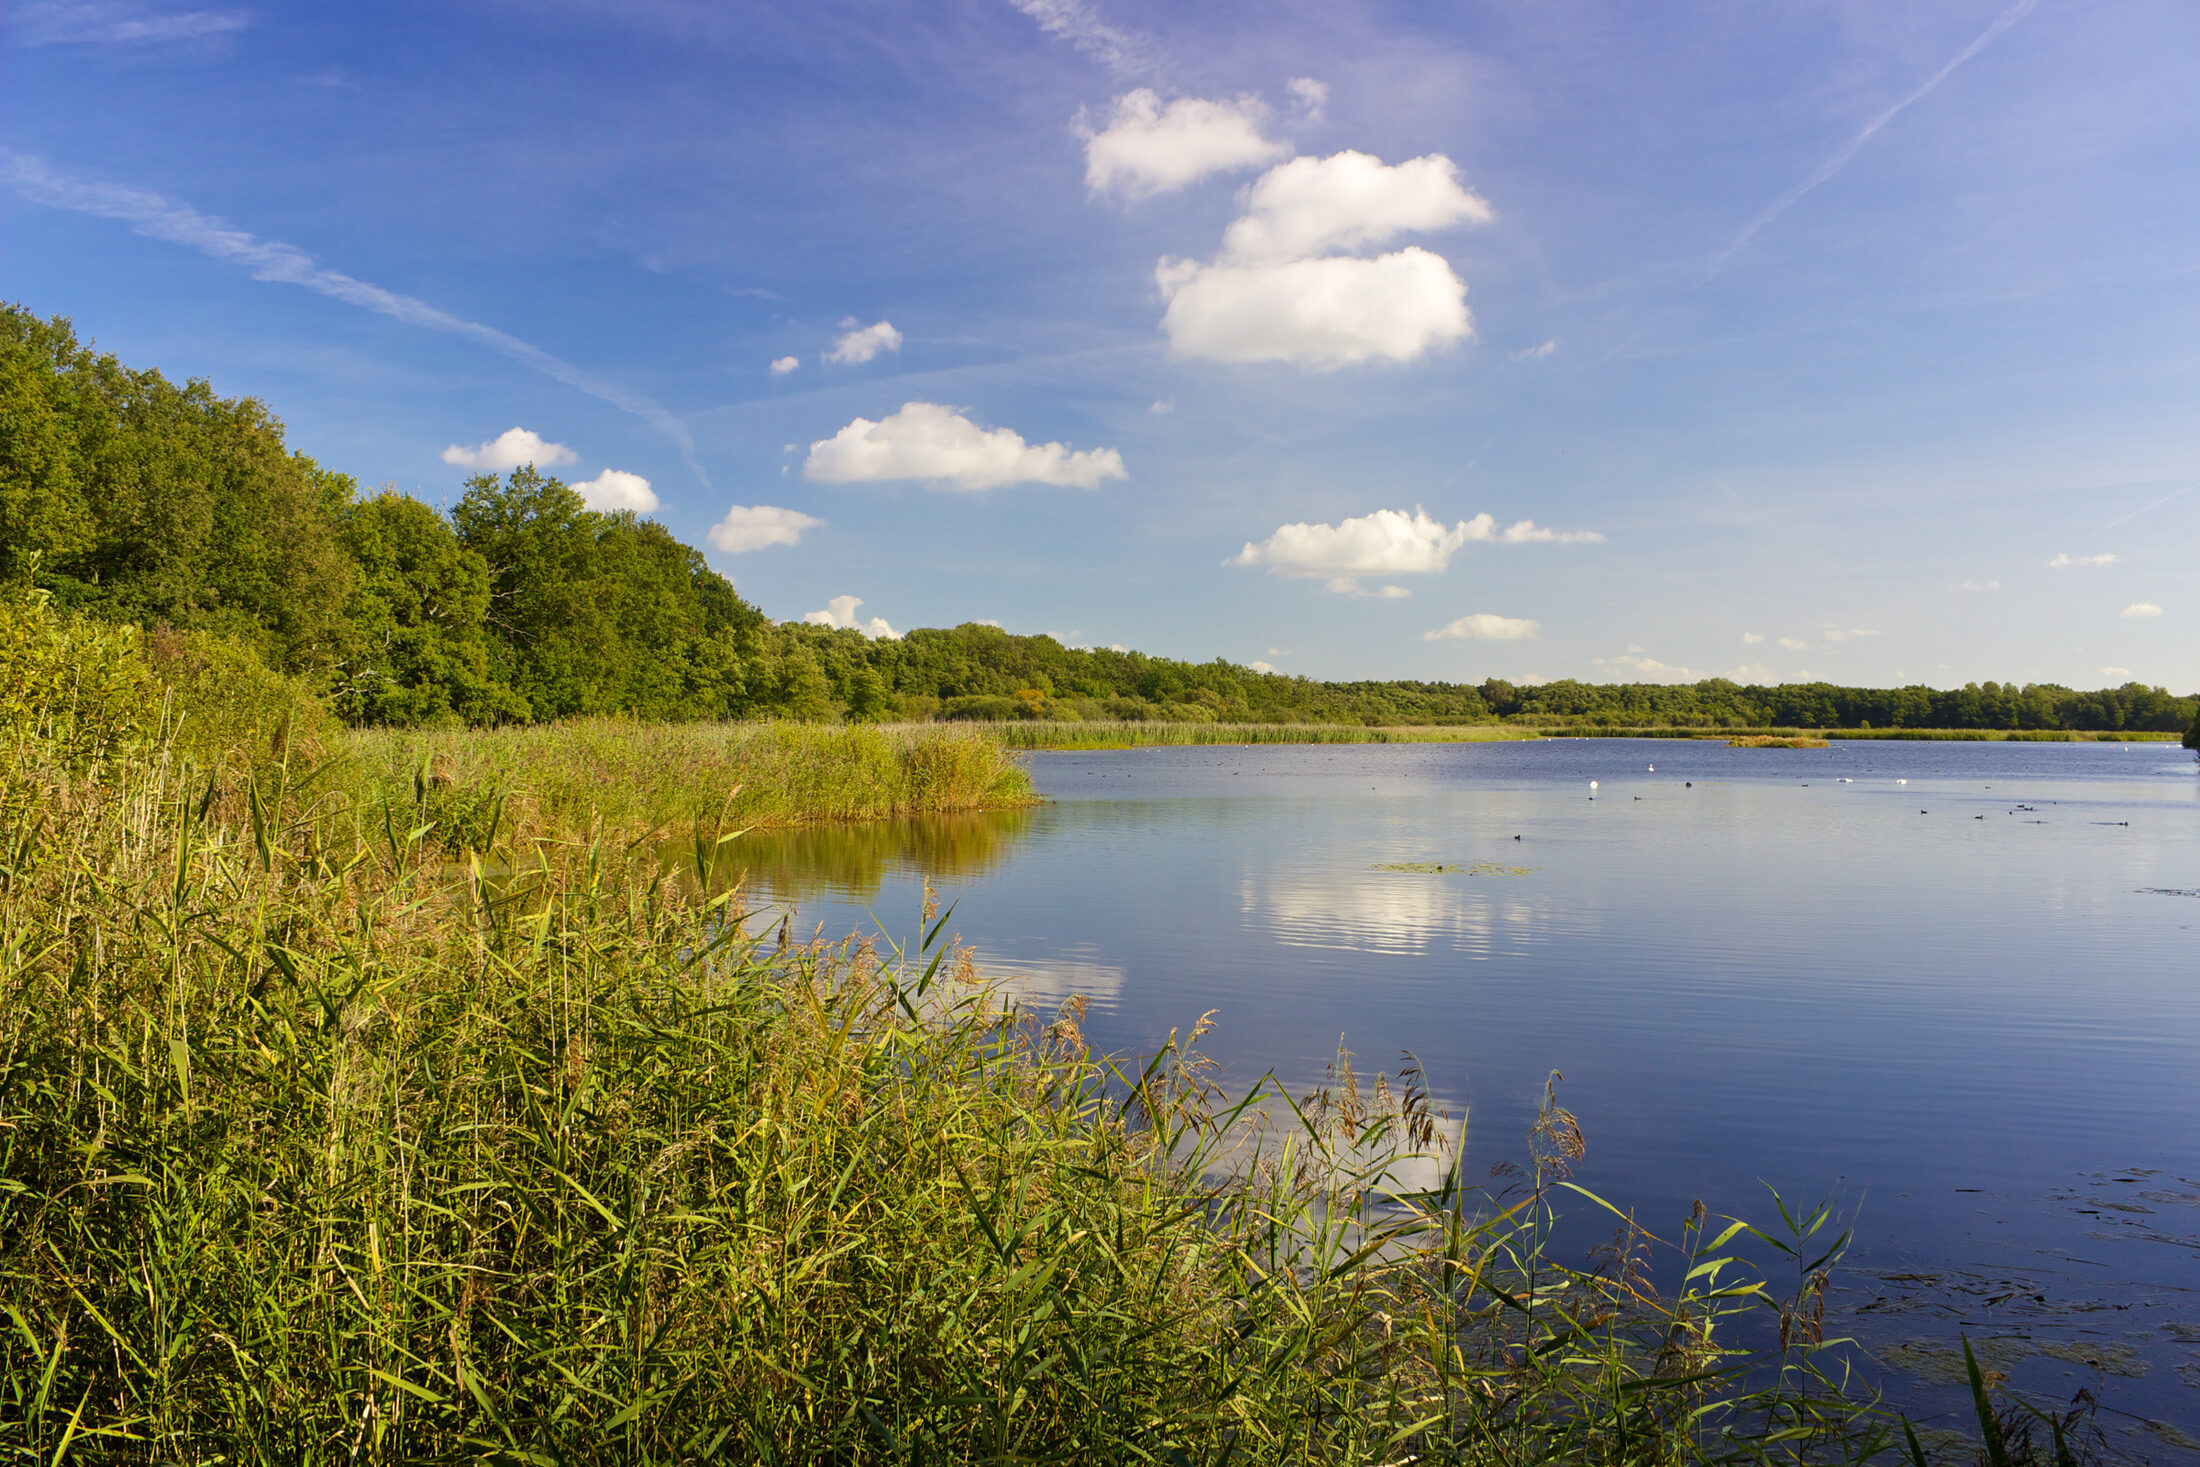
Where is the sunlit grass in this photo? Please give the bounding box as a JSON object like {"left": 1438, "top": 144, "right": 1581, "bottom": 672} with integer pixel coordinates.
{"left": 984, "top": 721, "right": 1540, "bottom": 749}
{"left": 346, "top": 717, "right": 1037, "bottom": 845}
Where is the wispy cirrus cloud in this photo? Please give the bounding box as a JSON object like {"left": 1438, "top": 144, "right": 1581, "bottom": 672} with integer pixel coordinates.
{"left": 0, "top": 151, "right": 708, "bottom": 484}
{"left": 15, "top": 0, "right": 245, "bottom": 45}
{"left": 1424, "top": 613, "right": 1540, "bottom": 642}
{"left": 1006, "top": 0, "right": 1160, "bottom": 80}
{"left": 2048, "top": 551, "right": 2116, "bottom": 568}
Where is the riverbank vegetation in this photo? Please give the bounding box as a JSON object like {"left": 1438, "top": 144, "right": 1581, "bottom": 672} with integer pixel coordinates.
{"left": 4, "top": 672, "right": 1937, "bottom": 1464}
{"left": 6, "top": 304, "right": 2192, "bottom": 743}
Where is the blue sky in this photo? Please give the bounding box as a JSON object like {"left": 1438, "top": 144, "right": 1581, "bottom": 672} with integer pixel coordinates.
{"left": 6, "top": 0, "right": 2195, "bottom": 689}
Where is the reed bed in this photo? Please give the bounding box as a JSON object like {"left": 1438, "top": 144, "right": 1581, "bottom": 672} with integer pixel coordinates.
{"left": 983, "top": 721, "right": 1536, "bottom": 750}
{"left": 0, "top": 732, "right": 1928, "bottom": 1464}
{"left": 347, "top": 718, "right": 1036, "bottom": 845}
{"left": 1532, "top": 726, "right": 2176, "bottom": 742}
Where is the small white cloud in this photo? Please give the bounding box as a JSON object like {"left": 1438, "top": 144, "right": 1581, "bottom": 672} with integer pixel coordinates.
{"left": 1512, "top": 337, "right": 1560, "bottom": 361}
{"left": 1107, "top": 642, "right": 1129, "bottom": 652}
{"left": 1777, "top": 636, "right": 1807, "bottom": 651}
{"left": 1742, "top": 632, "right": 1765, "bottom": 645}
{"left": 823, "top": 319, "right": 902, "bottom": 366}
{"left": 1081, "top": 89, "right": 1289, "bottom": 200}
{"left": 1157, "top": 249, "right": 1471, "bottom": 367}
{"left": 769, "top": 355, "right": 800, "bottom": 375}
{"left": 569, "top": 469, "right": 658, "bottom": 513}
{"left": 1248, "top": 659, "right": 1277, "bottom": 673}
{"left": 1594, "top": 653, "right": 1697, "bottom": 680}
{"left": 1423, "top": 613, "right": 1541, "bottom": 642}
{"left": 707, "top": 503, "right": 824, "bottom": 553}
{"left": 803, "top": 594, "right": 901, "bottom": 639}
{"left": 1221, "top": 150, "right": 1491, "bottom": 263}
{"left": 1823, "top": 628, "right": 1880, "bottom": 642}
{"left": 1957, "top": 579, "right": 2001, "bottom": 591}
{"left": 1516, "top": 674, "right": 1549, "bottom": 687}
{"left": 441, "top": 426, "right": 575, "bottom": 473}
{"left": 974, "top": 618, "right": 1002, "bottom": 628}
{"left": 2100, "top": 666, "right": 2132, "bottom": 679}
{"left": 2120, "top": 601, "right": 2163, "bottom": 619}
{"left": 2049, "top": 551, "right": 2116, "bottom": 568}
{"left": 1232, "top": 506, "right": 1600, "bottom": 582}
{"left": 1150, "top": 399, "right": 1175, "bottom": 415}
{"left": 805, "top": 402, "right": 1126, "bottom": 491}
{"left": 1732, "top": 662, "right": 1776, "bottom": 682}
{"left": 1285, "top": 76, "right": 1327, "bottom": 120}
{"left": 1322, "top": 578, "right": 1413, "bottom": 597}
{"left": 1499, "top": 519, "right": 1604, "bottom": 545}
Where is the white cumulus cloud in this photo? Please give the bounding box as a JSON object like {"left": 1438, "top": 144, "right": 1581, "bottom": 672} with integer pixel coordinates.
{"left": 1152, "top": 150, "right": 1490, "bottom": 369}
{"left": 1423, "top": 613, "right": 1541, "bottom": 642}
{"left": 1081, "top": 89, "right": 1288, "bottom": 200}
{"left": 2049, "top": 551, "right": 2116, "bottom": 568}
{"left": 804, "top": 402, "right": 1126, "bottom": 491}
{"left": 1234, "top": 507, "right": 1471, "bottom": 579}
{"left": 2100, "top": 666, "right": 2132, "bottom": 679}
{"left": 1157, "top": 248, "right": 1471, "bottom": 368}
{"left": 1742, "top": 632, "right": 1765, "bottom": 645}
{"left": 805, "top": 595, "right": 901, "bottom": 640}
{"left": 708, "top": 504, "right": 824, "bottom": 553}
{"left": 1220, "top": 150, "right": 1491, "bottom": 263}
{"left": 1958, "top": 578, "right": 2001, "bottom": 591}
{"left": 1513, "top": 337, "right": 1560, "bottom": 361}
{"left": 1248, "top": 659, "right": 1278, "bottom": 673}
{"left": 1778, "top": 636, "right": 1807, "bottom": 651}
{"left": 823, "top": 319, "right": 902, "bottom": 366}
{"left": 1822, "top": 628, "right": 1880, "bottom": 642}
{"left": 769, "top": 355, "right": 800, "bottom": 375}
{"left": 1285, "top": 77, "right": 1327, "bottom": 120}
{"left": 570, "top": 469, "right": 657, "bottom": 513}
{"left": 1231, "top": 507, "right": 1602, "bottom": 584}
{"left": 2120, "top": 602, "right": 2163, "bottom": 619}
{"left": 441, "top": 427, "right": 575, "bottom": 473}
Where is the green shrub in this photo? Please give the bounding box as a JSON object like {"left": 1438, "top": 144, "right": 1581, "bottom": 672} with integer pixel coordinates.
{"left": 144, "top": 625, "right": 344, "bottom": 781}
{"left": 0, "top": 578, "right": 155, "bottom": 778}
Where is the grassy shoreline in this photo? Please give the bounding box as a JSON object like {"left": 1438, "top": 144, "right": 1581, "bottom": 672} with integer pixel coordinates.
{"left": 980, "top": 719, "right": 2182, "bottom": 751}
{"left": 349, "top": 718, "right": 1037, "bottom": 846}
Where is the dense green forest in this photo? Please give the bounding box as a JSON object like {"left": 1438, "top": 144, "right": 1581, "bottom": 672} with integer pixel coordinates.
{"left": 5, "top": 302, "right": 2195, "bottom": 737}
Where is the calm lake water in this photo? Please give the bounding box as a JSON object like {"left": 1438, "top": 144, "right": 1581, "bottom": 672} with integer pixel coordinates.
{"left": 735, "top": 739, "right": 2200, "bottom": 1438}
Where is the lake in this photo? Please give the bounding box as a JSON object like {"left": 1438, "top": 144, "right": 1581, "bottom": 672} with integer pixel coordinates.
{"left": 733, "top": 738, "right": 2200, "bottom": 1440}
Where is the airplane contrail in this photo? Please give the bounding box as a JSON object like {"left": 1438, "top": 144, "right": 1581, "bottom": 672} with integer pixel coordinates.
{"left": 1709, "top": 0, "right": 2039, "bottom": 276}
{"left": 2, "top": 150, "right": 708, "bottom": 487}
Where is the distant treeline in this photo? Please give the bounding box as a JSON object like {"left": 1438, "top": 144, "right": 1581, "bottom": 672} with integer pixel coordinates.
{"left": 4, "top": 302, "right": 2195, "bottom": 738}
